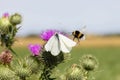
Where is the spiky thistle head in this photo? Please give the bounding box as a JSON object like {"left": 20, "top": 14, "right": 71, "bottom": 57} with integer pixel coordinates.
{"left": 12, "top": 59, "right": 31, "bottom": 80}
{"left": 0, "top": 13, "right": 11, "bottom": 33}
{"left": 11, "top": 56, "right": 43, "bottom": 80}
{"left": 0, "top": 50, "right": 13, "bottom": 65}
{"left": 81, "top": 54, "right": 98, "bottom": 71}
{"left": 9, "top": 13, "right": 22, "bottom": 25}
{"left": 0, "top": 65, "right": 17, "bottom": 80}
{"left": 22, "top": 56, "right": 43, "bottom": 74}
{"left": 66, "top": 64, "right": 85, "bottom": 80}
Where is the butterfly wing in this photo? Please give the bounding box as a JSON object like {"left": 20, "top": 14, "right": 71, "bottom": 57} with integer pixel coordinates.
{"left": 59, "top": 34, "right": 76, "bottom": 53}
{"left": 45, "top": 34, "right": 60, "bottom": 56}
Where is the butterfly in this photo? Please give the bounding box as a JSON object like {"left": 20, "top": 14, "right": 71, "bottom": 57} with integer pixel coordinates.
{"left": 45, "top": 33, "right": 76, "bottom": 56}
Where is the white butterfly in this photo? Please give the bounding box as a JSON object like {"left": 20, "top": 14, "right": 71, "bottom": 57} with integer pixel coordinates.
{"left": 45, "top": 33, "right": 76, "bottom": 56}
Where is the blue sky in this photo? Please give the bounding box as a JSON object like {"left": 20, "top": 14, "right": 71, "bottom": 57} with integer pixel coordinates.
{"left": 0, "top": 0, "right": 120, "bottom": 36}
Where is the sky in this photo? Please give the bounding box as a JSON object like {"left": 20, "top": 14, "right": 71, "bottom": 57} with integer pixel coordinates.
{"left": 0, "top": 0, "right": 120, "bottom": 36}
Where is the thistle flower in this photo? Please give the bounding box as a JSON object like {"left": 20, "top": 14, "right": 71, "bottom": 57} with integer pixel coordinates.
{"left": 81, "top": 54, "right": 98, "bottom": 71}
{"left": 9, "top": 13, "right": 22, "bottom": 25}
{"left": 0, "top": 13, "right": 11, "bottom": 32}
{"left": 3, "top": 12, "right": 9, "bottom": 18}
{"left": 40, "top": 29, "right": 67, "bottom": 41}
{"left": 40, "top": 29, "right": 56, "bottom": 41}
{"left": 28, "top": 44, "right": 42, "bottom": 56}
{"left": 0, "top": 50, "right": 13, "bottom": 65}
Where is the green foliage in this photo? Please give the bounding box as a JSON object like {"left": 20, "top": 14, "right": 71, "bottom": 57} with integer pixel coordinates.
{"left": 10, "top": 56, "right": 44, "bottom": 80}
{"left": 0, "top": 13, "right": 22, "bottom": 55}
{"left": 0, "top": 65, "right": 18, "bottom": 80}
{"left": 11, "top": 58, "right": 32, "bottom": 80}
{"left": 25, "top": 56, "right": 43, "bottom": 74}
{"left": 38, "top": 51, "right": 65, "bottom": 80}
{"left": 42, "top": 51, "right": 64, "bottom": 69}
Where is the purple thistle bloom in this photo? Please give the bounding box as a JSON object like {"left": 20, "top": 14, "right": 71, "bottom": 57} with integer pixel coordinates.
{"left": 40, "top": 29, "right": 56, "bottom": 41}
{"left": 40, "top": 29, "right": 67, "bottom": 41}
{"left": 28, "top": 44, "right": 42, "bottom": 56}
{"left": 3, "top": 13, "right": 9, "bottom": 18}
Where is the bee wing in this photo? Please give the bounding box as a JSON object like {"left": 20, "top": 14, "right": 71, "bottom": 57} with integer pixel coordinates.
{"left": 80, "top": 25, "right": 86, "bottom": 34}
{"left": 59, "top": 34, "right": 76, "bottom": 53}
{"left": 45, "top": 34, "right": 60, "bottom": 56}
{"left": 80, "top": 35, "right": 86, "bottom": 40}
{"left": 80, "top": 25, "right": 86, "bottom": 40}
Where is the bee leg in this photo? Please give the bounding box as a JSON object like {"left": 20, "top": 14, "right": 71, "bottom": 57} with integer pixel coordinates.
{"left": 73, "top": 37, "right": 75, "bottom": 41}
{"left": 77, "top": 39, "right": 80, "bottom": 44}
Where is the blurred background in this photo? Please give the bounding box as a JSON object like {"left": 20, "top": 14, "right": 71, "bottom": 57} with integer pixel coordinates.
{"left": 0, "top": 0, "right": 120, "bottom": 36}
{"left": 0, "top": 0, "right": 120, "bottom": 80}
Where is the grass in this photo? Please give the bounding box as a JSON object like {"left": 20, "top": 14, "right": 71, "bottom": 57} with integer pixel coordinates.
{"left": 6, "top": 46, "right": 120, "bottom": 80}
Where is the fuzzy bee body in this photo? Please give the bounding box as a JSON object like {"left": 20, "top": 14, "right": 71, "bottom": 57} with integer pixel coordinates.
{"left": 72, "top": 30, "right": 84, "bottom": 42}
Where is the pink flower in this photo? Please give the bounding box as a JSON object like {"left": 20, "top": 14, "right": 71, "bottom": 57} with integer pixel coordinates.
{"left": 28, "top": 44, "right": 42, "bottom": 56}
{"left": 40, "top": 29, "right": 67, "bottom": 41}
{"left": 0, "top": 50, "right": 13, "bottom": 64}
{"left": 3, "top": 12, "right": 9, "bottom": 18}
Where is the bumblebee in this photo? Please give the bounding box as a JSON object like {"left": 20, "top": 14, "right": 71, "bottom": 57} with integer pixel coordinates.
{"left": 72, "top": 30, "right": 84, "bottom": 42}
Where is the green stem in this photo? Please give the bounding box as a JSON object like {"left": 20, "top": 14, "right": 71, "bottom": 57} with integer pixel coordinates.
{"left": 39, "top": 65, "right": 54, "bottom": 80}
{"left": 8, "top": 46, "right": 17, "bottom": 56}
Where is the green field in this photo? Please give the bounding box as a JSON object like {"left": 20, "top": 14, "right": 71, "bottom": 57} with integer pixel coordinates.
{"left": 11, "top": 46, "right": 120, "bottom": 80}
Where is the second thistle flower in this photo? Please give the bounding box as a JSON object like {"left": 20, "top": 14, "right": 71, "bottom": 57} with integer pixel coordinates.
{"left": 28, "top": 44, "right": 42, "bottom": 56}
{"left": 40, "top": 29, "right": 67, "bottom": 41}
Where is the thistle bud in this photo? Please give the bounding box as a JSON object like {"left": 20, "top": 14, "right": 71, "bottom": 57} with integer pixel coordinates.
{"left": 81, "top": 54, "right": 98, "bottom": 71}
{"left": 15, "top": 67, "right": 30, "bottom": 79}
{"left": 0, "top": 13, "right": 11, "bottom": 32}
{"left": 9, "top": 13, "right": 22, "bottom": 25}
{"left": 0, "top": 66, "right": 16, "bottom": 80}
{"left": 66, "top": 64, "right": 85, "bottom": 80}
{"left": 0, "top": 50, "right": 13, "bottom": 65}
